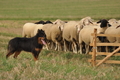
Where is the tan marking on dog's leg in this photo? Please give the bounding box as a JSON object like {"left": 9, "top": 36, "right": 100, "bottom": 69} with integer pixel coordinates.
{"left": 34, "top": 58, "right": 38, "bottom": 61}
{"left": 6, "top": 50, "right": 14, "bottom": 58}
{"left": 13, "top": 51, "right": 21, "bottom": 58}
{"left": 32, "top": 53, "right": 38, "bottom": 61}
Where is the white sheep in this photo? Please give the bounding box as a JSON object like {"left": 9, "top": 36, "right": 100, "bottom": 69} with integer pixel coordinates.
{"left": 62, "top": 17, "right": 94, "bottom": 53}
{"left": 22, "top": 23, "right": 37, "bottom": 37}
{"left": 79, "top": 19, "right": 110, "bottom": 54}
{"left": 33, "top": 24, "right": 44, "bottom": 36}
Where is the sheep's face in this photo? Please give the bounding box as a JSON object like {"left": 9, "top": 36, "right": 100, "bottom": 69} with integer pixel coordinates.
{"left": 97, "top": 19, "right": 111, "bottom": 28}
{"left": 80, "top": 17, "right": 93, "bottom": 26}
{"left": 83, "top": 19, "right": 93, "bottom": 26}
{"left": 76, "top": 24, "right": 83, "bottom": 33}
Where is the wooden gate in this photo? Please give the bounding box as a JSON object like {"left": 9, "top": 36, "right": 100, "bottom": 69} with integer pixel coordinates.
{"left": 88, "top": 28, "right": 120, "bottom": 67}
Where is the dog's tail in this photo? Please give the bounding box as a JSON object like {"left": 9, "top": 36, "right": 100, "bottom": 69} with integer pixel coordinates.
{"left": 6, "top": 43, "right": 11, "bottom": 58}
{"left": 7, "top": 41, "right": 12, "bottom": 51}
{"left": 7, "top": 43, "right": 10, "bottom": 50}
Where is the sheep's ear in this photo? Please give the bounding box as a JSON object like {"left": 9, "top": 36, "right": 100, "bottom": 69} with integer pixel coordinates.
{"left": 53, "top": 22, "right": 57, "bottom": 24}
{"left": 97, "top": 20, "right": 101, "bottom": 23}
{"left": 89, "top": 20, "right": 93, "bottom": 24}
{"left": 108, "top": 24, "right": 111, "bottom": 27}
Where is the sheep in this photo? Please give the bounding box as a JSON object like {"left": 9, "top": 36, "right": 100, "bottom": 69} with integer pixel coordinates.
{"left": 118, "top": 20, "right": 120, "bottom": 24}
{"left": 22, "top": 20, "right": 53, "bottom": 38}
{"left": 34, "top": 20, "right": 45, "bottom": 24}
{"left": 80, "top": 16, "right": 93, "bottom": 26}
{"left": 104, "top": 24, "right": 120, "bottom": 52}
{"left": 22, "top": 23, "right": 37, "bottom": 37}
{"left": 79, "top": 19, "right": 111, "bottom": 54}
{"left": 108, "top": 19, "right": 118, "bottom": 26}
{"left": 33, "top": 24, "right": 44, "bottom": 36}
{"left": 50, "top": 24, "right": 65, "bottom": 51}
{"left": 34, "top": 21, "right": 53, "bottom": 36}
{"left": 42, "top": 24, "right": 53, "bottom": 41}
{"left": 42, "top": 19, "right": 65, "bottom": 51}
{"left": 34, "top": 20, "right": 52, "bottom": 24}
{"left": 53, "top": 19, "right": 66, "bottom": 25}
{"left": 62, "top": 17, "right": 94, "bottom": 53}
{"left": 62, "top": 21, "right": 80, "bottom": 53}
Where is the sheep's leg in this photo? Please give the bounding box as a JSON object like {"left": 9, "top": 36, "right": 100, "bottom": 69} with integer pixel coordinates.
{"left": 64, "top": 40, "right": 68, "bottom": 52}
{"left": 43, "top": 45, "right": 49, "bottom": 50}
{"left": 51, "top": 42, "right": 55, "bottom": 50}
{"left": 72, "top": 43, "right": 74, "bottom": 52}
{"left": 47, "top": 42, "right": 51, "bottom": 50}
{"left": 64, "top": 40, "right": 67, "bottom": 52}
{"left": 46, "top": 45, "right": 49, "bottom": 50}
{"left": 58, "top": 42, "right": 62, "bottom": 51}
{"left": 106, "top": 46, "right": 109, "bottom": 52}
{"left": 55, "top": 42, "right": 58, "bottom": 51}
{"left": 85, "top": 44, "right": 89, "bottom": 54}
{"left": 72, "top": 42, "right": 77, "bottom": 53}
{"left": 79, "top": 43, "right": 83, "bottom": 54}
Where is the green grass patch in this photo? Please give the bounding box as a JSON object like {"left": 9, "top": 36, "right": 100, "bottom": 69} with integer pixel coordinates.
{"left": 1, "top": 48, "right": 120, "bottom": 80}
{"left": 0, "top": 32, "right": 21, "bottom": 37}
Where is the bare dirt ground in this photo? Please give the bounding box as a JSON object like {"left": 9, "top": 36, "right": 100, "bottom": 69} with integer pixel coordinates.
{"left": 0, "top": 20, "right": 37, "bottom": 35}
{"left": 0, "top": 27, "right": 22, "bottom": 35}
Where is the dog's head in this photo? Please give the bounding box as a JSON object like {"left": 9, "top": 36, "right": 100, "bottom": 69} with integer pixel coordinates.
{"left": 36, "top": 29, "right": 47, "bottom": 45}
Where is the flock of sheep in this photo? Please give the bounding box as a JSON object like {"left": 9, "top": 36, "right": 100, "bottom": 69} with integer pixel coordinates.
{"left": 22, "top": 17, "right": 120, "bottom": 54}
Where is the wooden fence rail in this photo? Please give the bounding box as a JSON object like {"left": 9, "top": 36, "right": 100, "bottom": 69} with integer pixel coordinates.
{"left": 88, "top": 28, "right": 120, "bottom": 67}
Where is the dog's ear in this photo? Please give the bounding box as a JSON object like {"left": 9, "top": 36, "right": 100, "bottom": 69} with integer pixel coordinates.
{"left": 37, "top": 29, "right": 39, "bottom": 33}
{"left": 37, "top": 29, "right": 45, "bottom": 36}
{"left": 37, "top": 29, "right": 41, "bottom": 33}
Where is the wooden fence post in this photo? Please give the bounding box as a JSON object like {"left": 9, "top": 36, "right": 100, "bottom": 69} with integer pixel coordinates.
{"left": 92, "top": 28, "right": 97, "bottom": 66}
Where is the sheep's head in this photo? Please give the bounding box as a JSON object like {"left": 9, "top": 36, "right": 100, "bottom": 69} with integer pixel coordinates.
{"left": 108, "top": 19, "right": 118, "bottom": 25}
{"left": 45, "top": 20, "right": 53, "bottom": 24}
{"left": 35, "top": 20, "right": 45, "bottom": 24}
{"left": 97, "top": 19, "right": 111, "bottom": 28}
{"left": 80, "top": 17, "right": 93, "bottom": 26}
{"left": 53, "top": 19, "right": 65, "bottom": 25}
{"left": 76, "top": 23, "right": 84, "bottom": 33}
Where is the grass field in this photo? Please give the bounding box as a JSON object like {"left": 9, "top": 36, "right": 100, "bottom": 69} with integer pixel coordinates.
{"left": 0, "top": 0, "right": 120, "bottom": 80}
{"left": 0, "top": 0, "right": 120, "bottom": 20}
